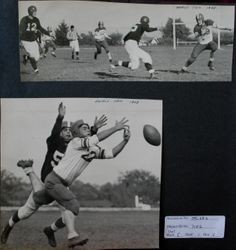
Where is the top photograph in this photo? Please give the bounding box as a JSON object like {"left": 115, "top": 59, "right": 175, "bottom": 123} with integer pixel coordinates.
{"left": 18, "top": 1, "right": 235, "bottom": 82}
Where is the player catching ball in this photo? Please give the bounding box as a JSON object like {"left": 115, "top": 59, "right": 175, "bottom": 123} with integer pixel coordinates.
{"left": 110, "top": 16, "right": 158, "bottom": 79}
{"left": 180, "top": 13, "right": 231, "bottom": 73}
{"left": 94, "top": 21, "right": 112, "bottom": 62}
{"left": 19, "top": 5, "right": 52, "bottom": 73}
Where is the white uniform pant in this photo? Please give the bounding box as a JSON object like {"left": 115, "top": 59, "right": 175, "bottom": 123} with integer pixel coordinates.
{"left": 21, "top": 40, "right": 40, "bottom": 61}
{"left": 124, "top": 40, "right": 152, "bottom": 70}
{"left": 69, "top": 40, "right": 79, "bottom": 52}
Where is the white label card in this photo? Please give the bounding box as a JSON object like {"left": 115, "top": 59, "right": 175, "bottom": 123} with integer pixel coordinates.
{"left": 164, "top": 216, "right": 225, "bottom": 238}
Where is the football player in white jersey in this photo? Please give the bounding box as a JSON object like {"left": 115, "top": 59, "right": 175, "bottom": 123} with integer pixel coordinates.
{"left": 14, "top": 118, "right": 130, "bottom": 248}
{"left": 67, "top": 25, "right": 83, "bottom": 60}
{"left": 94, "top": 21, "right": 112, "bottom": 62}
{"left": 180, "top": 13, "right": 231, "bottom": 73}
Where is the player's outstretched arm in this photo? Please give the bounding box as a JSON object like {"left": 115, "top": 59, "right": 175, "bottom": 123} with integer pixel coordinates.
{"left": 112, "top": 128, "right": 131, "bottom": 157}
{"left": 97, "top": 117, "right": 129, "bottom": 142}
{"left": 49, "top": 102, "right": 65, "bottom": 138}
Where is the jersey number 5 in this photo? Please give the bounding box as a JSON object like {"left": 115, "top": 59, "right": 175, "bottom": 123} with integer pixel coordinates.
{"left": 51, "top": 150, "right": 64, "bottom": 167}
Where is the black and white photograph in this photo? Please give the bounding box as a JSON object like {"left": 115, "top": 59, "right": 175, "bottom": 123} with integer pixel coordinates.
{"left": 0, "top": 98, "right": 162, "bottom": 250}
{"left": 18, "top": 1, "right": 235, "bottom": 82}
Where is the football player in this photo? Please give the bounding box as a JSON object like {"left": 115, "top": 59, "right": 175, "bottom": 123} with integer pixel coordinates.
{"left": 11, "top": 118, "right": 130, "bottom": 248}
{"left": 66, "top": 25, "right": 83, "bottom": 60}
{"left": 1, "top": 103, "right": 107, "bottom": 248}
{"left": 180, "top": 13, "right": 231, "bottom": 73}
{"left": 41, "top": 27, "right": 57, "bottom": 58}
{"left": 94, "top": 21, "right": 112, "bottom": 62}
{"left": 19, "top": 5, "right": 52, "bottom": 73}
{"left": 110, "top": 16, "right": 158, "bottom": 79}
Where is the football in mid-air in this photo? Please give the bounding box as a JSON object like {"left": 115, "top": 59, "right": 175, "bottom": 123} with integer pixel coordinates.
{"left": 143, "top": 124, "right": 161, "bottom": 146}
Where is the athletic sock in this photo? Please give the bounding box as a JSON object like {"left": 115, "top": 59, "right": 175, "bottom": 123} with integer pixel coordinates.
{"left": 144, "top": 63, "right": 153, "bottom": 71}
{"left": 107, "top": 52, "right": 112, "bottom": 62}
{"left": 51, "top": 217, "right": 65, "bottom": 231}
{"left": 68, "top": 232, "right": 79, "bottom": 240}
{"left": 9, "top": 211, "right": 20, "bottom": 227}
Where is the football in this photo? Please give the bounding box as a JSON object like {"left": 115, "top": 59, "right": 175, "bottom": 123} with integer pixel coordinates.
{"left": 143, "top": 124, "right": 161, "bottom": 146}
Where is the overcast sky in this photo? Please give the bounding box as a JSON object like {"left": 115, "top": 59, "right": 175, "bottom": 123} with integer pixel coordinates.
{"left": 18, "top": 1, "right": 235, "bottom": 36}
{"left": 1, "top": 98, "right": 162, "bottom": 186}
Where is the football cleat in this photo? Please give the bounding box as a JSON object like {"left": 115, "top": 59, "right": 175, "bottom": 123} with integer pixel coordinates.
{"left": 178, "top": 67, "right": 188, "bottom": 74}
{"left": 208, "top": 61, "right": 215, "bottom": 71}
{"left": 149, "top": 70, "right": 157, "bottom": 79}
{"left": 34, "top": 69, "right": 39, "bottom": 74}
{"left": 43, "top": 226, "right": 57, "bottom": 247}
{"left": 51, "top": 52, "right": 56, "bottom": 57}
{"left": 1, "top": 223, "right": 13, "bottom": 244}
{"left": 68, "top": 236, "right": 88, "bottom": 248}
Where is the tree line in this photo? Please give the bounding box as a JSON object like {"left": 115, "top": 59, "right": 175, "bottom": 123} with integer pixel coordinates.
{"left": 53, "top": 19, "right": 233, "bottom": 46}
{"left": 1, "top": 169, "right": 161, "bottom": 208}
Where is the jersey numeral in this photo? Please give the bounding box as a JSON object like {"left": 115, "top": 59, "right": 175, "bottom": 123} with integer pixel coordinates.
{"left": 26, "top": 23, "right": 37, "bottom": 32}
{"left": 130, "top": 24, "right": 138, "bottom": 32}
{"left": 51, "top": 150, "right": 64, "bottom": 168}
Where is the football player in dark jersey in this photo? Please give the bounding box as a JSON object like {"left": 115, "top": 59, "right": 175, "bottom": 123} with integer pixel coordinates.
{"left": 180, "top": 13, "right": 231, "bottom": 73}
{"left": 20, "top": 5, "right": 51, "bottom": 73}
{"left": 1, "top": 103, "right": 107, "bottom": 248}
{"left": 94, "top": 21, "right": 112, "bottom": 62}
{"left": 111, "top": 16, "right": 158, "bottom": 79}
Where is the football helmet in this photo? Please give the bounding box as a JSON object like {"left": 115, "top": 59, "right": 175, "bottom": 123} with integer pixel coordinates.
{"left": 61, "top": 121, "right": 73, "bottom": 130}
{"left": 28, "top": 5, "right": 37, "bottom": 16}
{"left": 196, "top": 13, "right": 204, "bottom": 24}
{"left": 140, "top": 16, "right": 150, "bottom": 24}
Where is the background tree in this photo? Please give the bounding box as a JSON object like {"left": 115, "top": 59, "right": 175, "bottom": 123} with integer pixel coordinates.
{"left": 161, "top": 17, "right": 191, "bottom": 44}
{"left": 54, "top": 20, "right": 70, "bottom": 46}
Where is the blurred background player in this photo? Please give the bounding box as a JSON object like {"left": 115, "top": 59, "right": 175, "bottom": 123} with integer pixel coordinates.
{"left": 94, "top": 21, "right": 112, "bottom": 62}
{"left": 19, "top": 5, "right": 51, "bottom": 73}
{"left": 66, "top": 25, "right": 82, "bottom": 60}
{"left": 41, "top": 27, "right": 56, "bottom": 58}
{"left": 110, "top": 16, "right": 158, "bottom": 79}
{"left": 180, "top": 13, "right": 231, "bottom": 73}
{"left": 1, "top": 103, "right": 107, "bottom": 248}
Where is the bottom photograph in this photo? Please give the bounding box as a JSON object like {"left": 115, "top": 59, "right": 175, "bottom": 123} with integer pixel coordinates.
{"left": 0, "top": 98, "right": 162, "bottom": 250}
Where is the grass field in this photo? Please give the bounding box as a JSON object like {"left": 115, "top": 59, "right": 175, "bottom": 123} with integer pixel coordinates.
{"left": 0, "top": 210, "right": 159, "bottom": 249}
{"left": 20, "top": 45, "right": 233, "bottom": 82}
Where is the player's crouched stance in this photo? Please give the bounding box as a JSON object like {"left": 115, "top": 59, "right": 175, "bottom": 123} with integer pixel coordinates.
{"left": 20, "top": 5, "right": 52, "bottom": 73}
{"left": 2, "top": 118, "right": 130, "bottom": 248}
{"left": 179, "top": 13, "right": 230, "bottom": 73}
{"left": 110, "top": 16, "right": 158, "bottom": 79}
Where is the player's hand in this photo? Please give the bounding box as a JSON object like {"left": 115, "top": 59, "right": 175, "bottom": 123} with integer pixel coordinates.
{"left": 58, "top": 102, "right": 66, "bottom": 117}
{"left": 123, "top": 127, "right": 131, "bottom": 142}
{"left": 94, "top": 114, "right": 108, "bottom": 130}
{"left": 115, "top": 117, "right": 129, "bottom": 131}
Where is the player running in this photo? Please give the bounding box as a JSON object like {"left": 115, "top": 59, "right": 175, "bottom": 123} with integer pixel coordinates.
{"left": 1, "top": 103, "right": 107, "bottom": 248}
{"left": 179, "top": 13, "right": 231, "bottom": 73}
{"left": 67, "top": 25, "right": 83, "bottom": 60}
{"left": 94, "top": 21, "right": 112, "bottom": 62}
{"left": 19, "top": 5, "right": 52, "bottom": 73}
{"left": 10, "top": 118, "right": 130, "bottom": 248}
{"left": 110, "top": 16, "right": 158, "bottom": 79}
